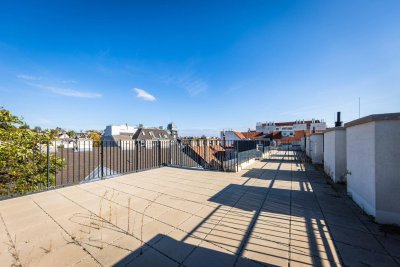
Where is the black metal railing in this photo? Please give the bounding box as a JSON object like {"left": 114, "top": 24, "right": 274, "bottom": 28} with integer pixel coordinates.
{"left": 0, "top": 139, "right": 271, "bottom": 198}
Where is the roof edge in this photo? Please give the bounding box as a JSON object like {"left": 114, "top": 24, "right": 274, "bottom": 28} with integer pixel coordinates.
{"left": 344, "top": 112, "right": 400, "bottom": 128}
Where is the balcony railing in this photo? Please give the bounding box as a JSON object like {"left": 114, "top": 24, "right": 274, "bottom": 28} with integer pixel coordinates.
{"left": 0, "top": 139, "right": 272, "bottom": 198}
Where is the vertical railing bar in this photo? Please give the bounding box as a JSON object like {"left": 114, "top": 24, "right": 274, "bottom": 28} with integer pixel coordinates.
{"left": 83, "top": 141, "right": 86, "bottom": 182}
{"left": 101, "top": 140, "right": 104, "bottom": 179}
{"left": 46, "top": 141, "right": 50, "bottom": 189}
{"left": 60, "top": 143, "right": 64, "bottom": 185}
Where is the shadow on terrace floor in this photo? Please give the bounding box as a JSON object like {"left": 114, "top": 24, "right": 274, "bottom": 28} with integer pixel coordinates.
{"left": 114, "top": 234, "right": 271, "bottom": 266}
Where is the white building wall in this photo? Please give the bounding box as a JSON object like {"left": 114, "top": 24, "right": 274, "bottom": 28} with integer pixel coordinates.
{"left": 305, "top": 136, "right": 311, "bottom": 156}
{"left": 220, "top": 131, "right": 241, "bottom": 141}
{"left": 346, "top": 122, "right": 376, "bottom": 217}
{"left": 310, "top": 122, "right": 327, "bottom": 131}
{"left": 324, "top": 129, "right": 346, "bottom": 183}
{"left": 374, "top": 120, "right": 400, "bottom": 224}
{"left": 310, "top": 134, "right": 324, "bottom": 164}
{"left": 300, "top": 137, "right": 305, "bottom": 151}
{"left": 104, "top": 125, "right": 137, "bottom": 136}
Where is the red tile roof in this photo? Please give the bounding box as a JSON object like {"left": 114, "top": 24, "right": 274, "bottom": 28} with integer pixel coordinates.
{"left": 265, "top": 131, "right": 282, "bottom": 139}
{"left": 279, "top": 130, "right": 324, "bottom": 144}
{"left": 233, "top": 131, "right": 246, "bottom": 139}
{"left": 241, "top": 131, "right": 264, "bottom": 140}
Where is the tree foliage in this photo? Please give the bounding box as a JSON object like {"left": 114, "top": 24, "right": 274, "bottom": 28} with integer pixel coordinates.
{"left": 0, "top": 108, "right": 64, "bottom": 196}
{"left": 87, "top": 131, "right": 101, "bottom": 147}
{"left": 66, "top": 130, "right": 76, "bottom": 138}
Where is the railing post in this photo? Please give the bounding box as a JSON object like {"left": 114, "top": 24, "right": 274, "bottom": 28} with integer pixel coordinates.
{"left": 46, "top": 141, "right": 50, "bottom": 189}
{"left": 135, "top": 141, "right": 139, "bottom": 171}
{"left": 158, "top": 140, "right": 162, "bottom": 167}
{"left": 235, "top": 141, "right": 239, "bottom": 172}
{"left": 179, "top": 141, "right": 182, "bottom": 166}
{"left": 101, "top": 141, "right": 104, "bottom": 179}
{"left": 203, "top": 140, "right": 207, "bottom": 169}
{"left": 169, "top": 140, "right": 172, "bottom": 165}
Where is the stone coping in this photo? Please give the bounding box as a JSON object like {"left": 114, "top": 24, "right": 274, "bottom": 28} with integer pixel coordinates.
{"left": 323, "top": 127, "right": 346, "bottom": 133}
{"left": 345, "top": 112, "right": 400, "bottom": 128}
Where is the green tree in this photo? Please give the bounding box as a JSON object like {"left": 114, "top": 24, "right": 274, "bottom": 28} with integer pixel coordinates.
{"left": 87, "top": 131, "right": 101, "bottom": 147}
{"left": 66, "top": 130, "right": 76, "bottom": 138}
{"left": 33, "top": 126, "right": 42, "bottom": 132}
{"left": 0, "top": 108, "right": 64, "bottom": 196}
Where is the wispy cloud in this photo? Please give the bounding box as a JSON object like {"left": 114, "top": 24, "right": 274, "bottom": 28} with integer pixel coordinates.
{"left": 163, "top": 73, "right": 208, "bottom": 96}
{"left": 61, "top": 80, "right": 78, "bottom": 84}
{"left": 133, "top": 88, "right": 156, "bottom": 101}
{"left": 29, "top": 83, "right": 102, "bottom": 98}
{"left": 17, "top": 74, "right": 101, "bottom": 98}
{"left": 16, "top": 74, "right": 42, "bottom": 81}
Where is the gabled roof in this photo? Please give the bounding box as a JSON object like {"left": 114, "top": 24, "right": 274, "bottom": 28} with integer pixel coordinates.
{"left": 233, "top": 131, "right": 246, "bottom": 139}
{"left": 265, "top": 131, "right": 282, "bottom": 139}
{"left": 133, "top": 128, "right": 173, "bottom": 140}
{"left": 241, "top": 131, "right": 264, "bottom": 140}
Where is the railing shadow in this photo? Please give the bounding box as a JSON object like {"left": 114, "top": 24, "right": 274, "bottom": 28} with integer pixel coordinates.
{"left": 113, "top": 234, "right": 273, "bottom": 266}
{"left": 176, "top": 151, "right": 341, "bottom": 266}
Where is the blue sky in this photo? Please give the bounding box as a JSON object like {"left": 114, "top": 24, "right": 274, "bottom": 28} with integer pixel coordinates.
{"left": 1, "top": 1, "right": 399, "bottom": 136}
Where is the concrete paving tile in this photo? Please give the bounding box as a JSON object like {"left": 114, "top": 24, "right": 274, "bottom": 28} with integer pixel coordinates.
{"left": 242, "top": 246, "right": 288, "bottom": 267}
{"left": 140, "top": 219, "right": 175, "bottom": 245}
{"left": 324, "top": 213, "right": 368, "bottom": 231}
{"left": 375, "top": 234, "right": 400, "bottom": 258}
{"left": 289, "top": 252, "right": 340, "bottom": 267}
{"left": 71, "top": 255, "right": 101, "bottom": 266}
{"left": 0, "top": 234, "right": 18, "bottom": 267}
{"left": 153, "top": 233, "right": 197, "bottom": 263}
{"left": 329, "top": 225, "right": 387, "bottom": 254}
{"left": 92, "top": 237, "right": 139, "bottom": 266}
{"left": 204, "top": 228, "right": 243, "bottom": 251}
{"left": 336, "top": 242, "right": 399, "bottom": 267}
{"left": 28, "top": 243, "right": 90, "bottom": 267}
{"left": 126, "top": 246, "right": 179, "bottom": 267}
{"left": 156, "top": 209, "right": 192, "bottom": 228}
{"left": 183, "top": 240, "right": 236, "bottom": 267}
{"left": 3, "top": 213, "right": 51, "bottom": 233}
{"left": 290, "top": 236, "right": 341, "bottom": 264}
{"left": 17, "top": 230, "right": 72, "bottom": 262}
{"left": 235, "top": 256, "right": 267, "bottom": 267}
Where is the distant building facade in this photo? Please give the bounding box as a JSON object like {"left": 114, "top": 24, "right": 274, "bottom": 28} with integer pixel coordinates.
{"left": 132, "top": 128, "right": 173, "bottom": 141}
{"left": 167, "top": 122, "right": 178, "bottom": 139}
{"left": 102, "top": 124, "right": 137, "bottom": 145}
{"left": 256, "top": 119, "right": 326, "bottom": 137}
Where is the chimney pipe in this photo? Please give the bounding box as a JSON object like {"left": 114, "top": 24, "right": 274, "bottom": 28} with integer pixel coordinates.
{"left": 335, "top": 112, "right": 343, "bottom": 127}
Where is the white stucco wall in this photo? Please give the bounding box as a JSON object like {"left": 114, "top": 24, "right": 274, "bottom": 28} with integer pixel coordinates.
{"left": 324, "top": 129, "right": 346, "bottom": 183}
{"left": 300, "top": 137, "right": 305, "bottom": 151}
{"left": 104, "top": 125, "right": 136, "bottom": 136}
{"left": 346, "top": 122, "right": 376, "bottom": 217}
{"left": 220, "top": 131, "right": 241, "bottom": 141}
{"left": 305, "top": 137, "right": 311, "bottom": 156}
{"left": 310, "top": 134, "right": 323, "bottom": 164}
{"left": 374, "top": 120, "right": 400, "bottom": 224}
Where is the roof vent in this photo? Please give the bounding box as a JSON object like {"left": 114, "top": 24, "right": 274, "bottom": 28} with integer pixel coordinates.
{"left": 335, "top": 112, "right": 343, "bottom": 127}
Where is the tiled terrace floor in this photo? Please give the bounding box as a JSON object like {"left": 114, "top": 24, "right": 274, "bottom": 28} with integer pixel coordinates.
{"left": 0, "top": 151, "right": 399, "bottom": 266}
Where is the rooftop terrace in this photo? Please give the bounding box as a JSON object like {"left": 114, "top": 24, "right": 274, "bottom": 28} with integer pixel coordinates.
{"left": 0, "top": 151, "right": 399, "bottom": 266}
